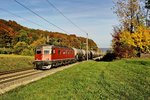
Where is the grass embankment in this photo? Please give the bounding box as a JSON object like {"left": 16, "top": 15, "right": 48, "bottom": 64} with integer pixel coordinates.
{"left": 0, "top": 54, "right": 34, "bottom": 72}
{"left": 1, "top": 58, "right": 150, "bottom": 100}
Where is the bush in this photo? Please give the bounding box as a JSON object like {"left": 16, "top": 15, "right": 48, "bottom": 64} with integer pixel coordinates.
{"left": 100, "top": 50, "right": 116, "bottom": 61}
{"left": 0, "top": 48, "right": 13, "bottom": 54}
{"left": 21, "top": 48, "right": 34, "bottom": 56}
{"left": 13, "top": 42, "right": 28, "bottom": 54}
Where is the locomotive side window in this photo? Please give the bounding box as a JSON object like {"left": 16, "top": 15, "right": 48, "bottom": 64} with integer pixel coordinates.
{"left": 36, "top": 51, "right": 41, "bottom": 54}
{"left": 53, "top": 50, "right": 55, "bottom": 54}
{"left": 52, "top": 48, "right": 55, "bottom": 54}
{"left": 58, "top": 50, "right": 61, "bottom": 55}
{"left": 63, "top": 51, "right": 65, "bottom": 54}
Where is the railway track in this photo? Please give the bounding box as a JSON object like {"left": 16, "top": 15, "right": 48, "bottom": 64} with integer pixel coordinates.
{"left": 0, "top": 68, "right": 43, "bottom": 94}
{"left": 0, "top": 62, "right": 79, "bottom": 94}
{"left": 0, "top": 69, "right": 42, "bottom": 84}
{"left": 0, "top": 67, "right": 34, "bottom": 75}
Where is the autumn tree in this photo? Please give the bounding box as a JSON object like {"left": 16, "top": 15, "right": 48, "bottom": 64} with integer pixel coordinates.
{"left": 112, "top": 26, "right": 136, "bottom": 58}
{"left": 30, "top": 37, "right": 46, "bottom": 48}
{"left": 0, "top": 19, "right": 99, "bottom": 55}
{"left": 131, "top": 25, "right": 150, "bottom": 54}
{"left": 0, "top": 26, "right": 14, "bottom": 48}
{"left": 113, "top": 0, "right": 144, "bottom": 33}
{"left": 112, "top": 0, "right": 150, "bottom": 58}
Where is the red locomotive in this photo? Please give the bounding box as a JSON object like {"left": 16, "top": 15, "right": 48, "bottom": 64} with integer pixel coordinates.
{"left": 34, "top": 45, "right": 100, "bottom": 69}
{"left": 34, "top": 45, "right": 76, "bottom": 69}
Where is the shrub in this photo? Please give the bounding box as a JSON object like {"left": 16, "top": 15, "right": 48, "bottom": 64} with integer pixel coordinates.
{"left": 0, "top": 48, "right": 13, "bottom": 54}
{"left": 100, "top": 50, "right": 116, "bottom": 61}
{"left": 21, "top": 47, "right": 34, "bottom": 56}
{"left": 13, "top": 42, "right": 28, "bottom": 54}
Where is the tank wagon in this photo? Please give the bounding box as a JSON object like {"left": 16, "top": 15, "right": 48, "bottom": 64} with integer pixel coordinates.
{"left": 34, "top": 45, "right": 100, "bottom": 69}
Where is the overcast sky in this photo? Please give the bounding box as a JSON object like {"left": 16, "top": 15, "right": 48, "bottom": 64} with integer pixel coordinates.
{"left": 0, "top": 0, "right": 118, "bottom": 48}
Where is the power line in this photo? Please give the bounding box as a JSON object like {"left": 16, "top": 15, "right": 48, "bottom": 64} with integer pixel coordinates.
{"left": 46, "top": 0, "right": 89, "bottom": 34}
{"left": 0, "top": 8, "right": 48, "bottom": 30}
{"left": 46, "top": 0, "right": 89, "bottom": 59}
{"left": 14, "top": 0, "right": 69, "bottom": 33}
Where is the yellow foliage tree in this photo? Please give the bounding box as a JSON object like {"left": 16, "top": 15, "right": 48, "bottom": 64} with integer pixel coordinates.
{"left": 131, "top": 26, "right": 150, "bottom": 53}
{"left": 119, "top": 30, "right": 135, "bottom": 46}
{"left": 112, "top": 0, "right": 149, "bottom": 58}
{"left": 113, "top": 25, "right": 150, "bottom": 58}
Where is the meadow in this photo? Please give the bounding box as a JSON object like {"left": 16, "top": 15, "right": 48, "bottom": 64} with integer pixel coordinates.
{"left": 0, "top": 58, "right": 150, "bottom": 100}
{"left": 0, "top": 54, "right": 34, "bottom": 72}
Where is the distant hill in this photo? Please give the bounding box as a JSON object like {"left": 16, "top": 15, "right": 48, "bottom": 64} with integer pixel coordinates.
{"left": 0, "top": 19, "right": 99, "bottom": 55}
{"left": 100, "top": 48, "right": 110, "bottom": 53}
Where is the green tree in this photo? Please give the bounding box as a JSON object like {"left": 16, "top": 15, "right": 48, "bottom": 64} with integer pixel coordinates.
{"left": 21, "top": 46, "right": 34, "bottom": 56}
{"left": 14, "top": 42, "right": 28, "bottom": 54}
{"left": 16, "top": 29, "right": 29, "bottom": 43}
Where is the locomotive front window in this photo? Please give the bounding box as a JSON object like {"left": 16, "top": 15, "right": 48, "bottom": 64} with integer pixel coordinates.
{"left": 44, "top": 50, "right": 49, "bottom": 54}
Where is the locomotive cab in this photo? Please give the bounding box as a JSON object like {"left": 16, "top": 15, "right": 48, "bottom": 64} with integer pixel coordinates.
{"left": 34, "top": 45, "right": 52, "bottom": 69}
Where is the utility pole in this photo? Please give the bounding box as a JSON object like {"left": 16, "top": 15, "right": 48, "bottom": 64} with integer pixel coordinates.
{"left": 146, "top": 10, "right": 150, "bottom": 26}
{"left": 86, "top": 33, "right": 88, "bottom": 61}
{"left": 46, "top": 35, "right": 49, "bottom": 44}
{"left": 145, "top": 0, "right": 150, "bottom": 26}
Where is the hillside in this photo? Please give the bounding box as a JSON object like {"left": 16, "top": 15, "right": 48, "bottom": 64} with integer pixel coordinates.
{"left": 100, "top": 48, "right": 110, "bottom": 53}
{"left": 0, "top": 19, "right": 99, "bottom": 55}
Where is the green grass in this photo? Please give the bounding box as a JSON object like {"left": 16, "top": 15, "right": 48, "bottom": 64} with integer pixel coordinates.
{"left": 0, "top": 54, "right": 34, "bottom": 72}
{"left": 0, "top": 58, "right": 150, "bottom": 100}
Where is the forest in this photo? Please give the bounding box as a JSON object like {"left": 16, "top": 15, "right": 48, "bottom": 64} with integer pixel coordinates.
{"left": 0, "top": 19, "right": 99, "bottom": 56}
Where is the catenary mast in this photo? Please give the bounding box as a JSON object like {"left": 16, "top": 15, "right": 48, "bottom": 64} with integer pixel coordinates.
{"left": 145, "top": 0, "right": 150, "bottom": 26}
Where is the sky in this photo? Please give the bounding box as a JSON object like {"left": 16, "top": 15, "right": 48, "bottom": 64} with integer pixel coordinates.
{"left": 0, "top": 0, "right": 119, "bottom": 48}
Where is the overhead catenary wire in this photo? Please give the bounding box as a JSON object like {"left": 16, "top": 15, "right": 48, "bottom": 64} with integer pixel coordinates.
{"left": 46, "top": 0, "right": 89, "bottom": 35}
{"left": 14, "top": 0, "right": 69, "bottom": 33}
{"left": 0, "top": 8, "right": 49, "bottom": 30}
{"left": 46, "top": 0, "right": 89, "bottom": 60}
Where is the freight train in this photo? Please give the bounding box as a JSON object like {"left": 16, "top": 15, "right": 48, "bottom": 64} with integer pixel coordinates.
{"left": 34, "top": 45, "right": 100, "bottom": 69}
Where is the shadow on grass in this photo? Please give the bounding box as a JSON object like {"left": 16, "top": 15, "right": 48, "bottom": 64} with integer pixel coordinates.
{"left": 95, "top": 53, "right": 116, "bottom": 62}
